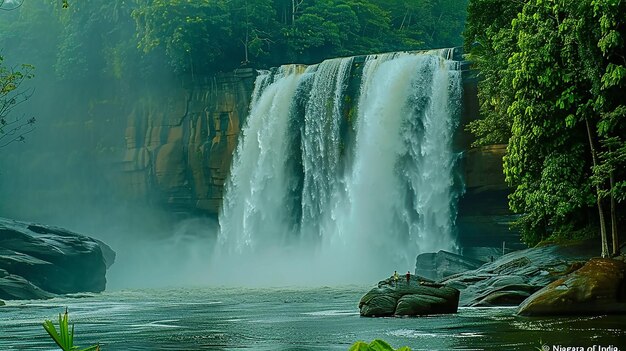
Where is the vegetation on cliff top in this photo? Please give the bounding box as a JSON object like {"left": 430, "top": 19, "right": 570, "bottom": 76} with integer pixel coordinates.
{"left": 0, "top": 0, "right": 467, "bottom": 149}
{"left": 0, "top": 0, "right": 467, "bottom": 82}
{"left": 465, "top": 0, "right": 626, "bottom": 254}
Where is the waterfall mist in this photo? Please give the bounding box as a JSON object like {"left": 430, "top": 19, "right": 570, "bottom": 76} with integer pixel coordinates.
{"left": 215, "top": 51, "right": 463, "bottom": 286}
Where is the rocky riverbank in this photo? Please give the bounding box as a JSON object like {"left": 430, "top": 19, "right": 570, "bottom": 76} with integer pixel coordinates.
{"left": 358, "top": 240, "right": 616, "bottom": 317}
{"left": 518, "top": 257, "right": 626, "bottom": 316}
{"left": 439, "top": 240, "right": 598, "bottom": 307}
{"left": 0, "top": 217, "right": 115, "bottom": 300}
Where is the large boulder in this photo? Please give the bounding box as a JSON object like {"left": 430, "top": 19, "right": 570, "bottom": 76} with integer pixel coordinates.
{"left": 0, "top": 218, "right": 115, "bottom": 300}
{"left": 415, "top": 250, "right": 485, "bottom": 281}
{"left": 441, "top": 240, "right": 597, "bottom": 307}
{"left": 359, "top": 277, "right": 460, "bottom": 317}
{"left": 517, "top": 258, "right": 626, "bottom": 316}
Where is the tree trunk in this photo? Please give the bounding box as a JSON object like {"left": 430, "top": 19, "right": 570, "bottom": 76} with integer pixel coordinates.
{"left": 585, "top": 118, "right": 609, "bottom": 257}
{"left": 610, "top": 171, "right": 618, "bottom": 255}
{"left": 400, "top": 10, "right": 409, "bottom": 30}
{"left": 291, "top": 0, "right": 302, "bottom": 25}
{"left": 244, "top": 31, "right": 249, "bottom": 64}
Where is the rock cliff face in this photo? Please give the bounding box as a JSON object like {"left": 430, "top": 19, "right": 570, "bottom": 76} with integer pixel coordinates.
{"left": 456, "top": 68, "right": 521, "bottom": 255}
{"left": 120, "top": 69, "right": 256, "bottom": 215}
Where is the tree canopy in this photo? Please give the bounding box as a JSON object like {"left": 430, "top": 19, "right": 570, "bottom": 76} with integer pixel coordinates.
{"left": 0, "top": 0, "right": 468, "bottom": 83}
{"left": 465, "top": 0, "right": 626, "bottom": 253}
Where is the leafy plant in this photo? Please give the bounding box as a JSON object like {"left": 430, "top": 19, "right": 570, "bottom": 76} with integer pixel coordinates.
{"left": 349, "top": 339, "right": 411, "bottom": 351}
{"left": 42, "top": 308, "right": 100, "bottom": 351}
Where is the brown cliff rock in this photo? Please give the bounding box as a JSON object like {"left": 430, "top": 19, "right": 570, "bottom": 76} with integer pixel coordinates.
{"left": 121, "top": 70, "right": 256, "bottom": 214}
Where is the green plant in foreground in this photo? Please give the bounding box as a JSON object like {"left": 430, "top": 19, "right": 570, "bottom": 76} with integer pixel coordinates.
{"left": 349, "top": 339, "right": 411, "bottom": 351}
{"left": 42, "top": 308, "right": 100, "bottom": 351}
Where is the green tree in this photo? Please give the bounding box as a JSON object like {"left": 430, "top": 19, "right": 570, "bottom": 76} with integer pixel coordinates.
{"left": 587, "top": 0, "right": 626, "bottom": 255}
{"left": 464, "top": 0, "right": 523, "bottom": 146}
{"left": 286, "top": 0, "right": 361, "bottom": 62}
{"left": 465, "top": 0, "right": 626, "bottom": 254}
{"left": 133, "top": 0, "right": 232, "bottom": 76}
{"left": 0, "top": 55, "right": 35, "bottom": 148}
{"left": 227, "top": 0, "right": 278, "bottom": 66}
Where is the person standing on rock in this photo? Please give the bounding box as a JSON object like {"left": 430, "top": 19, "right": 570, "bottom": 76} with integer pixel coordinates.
{"left": 393, "top": 271, "right": 399, "bottom": 286}
{"left": 406, "top": 271, "right": 411, "bottom": 284}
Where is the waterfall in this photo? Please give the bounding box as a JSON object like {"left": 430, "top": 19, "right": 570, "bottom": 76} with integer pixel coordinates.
{"left": 218, "top": 65, "right": 304, "bottom": 254}
{"left": 300, "top": 57, "right": 353, "bottom": 242}
{"left": 217, "top": 51, "right": 462, "bottom": 284}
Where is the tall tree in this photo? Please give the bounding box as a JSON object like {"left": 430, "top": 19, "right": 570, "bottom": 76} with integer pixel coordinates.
{"left": 466, "top": 0, "right": 626, "bottom": 253}
{"left": 133, "top": 0, "right": 232, "bottom": 76}
{"left": 228, "top": 0, "right": 278, "bottom": 66}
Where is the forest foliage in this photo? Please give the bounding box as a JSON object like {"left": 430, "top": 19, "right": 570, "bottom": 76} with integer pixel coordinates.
{"left": 0, "top": 0, "right": 467, "bottom": 81}
{"left": 465, "top": 0, "right": 626, "bottom": 252}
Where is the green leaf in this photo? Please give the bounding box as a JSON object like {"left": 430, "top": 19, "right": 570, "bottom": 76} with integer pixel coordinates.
{"left": 76, "top": 345, "right": 100, "bottom": 351}
{"left": 368, "top": 339, "right": 396, "bottom": 351}
{"left": 349, "top": 341, "right": 372, "bottom": 351}
{"left": 43, "top": 320, "right": 64, "bottom": 350}
{"left": 42, "top": 309, "right": 99, "bottom": 351}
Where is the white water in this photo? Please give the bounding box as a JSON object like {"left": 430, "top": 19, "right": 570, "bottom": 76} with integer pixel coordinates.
{"left": 218, "top": 66, "right": 304, "bottom": 254}
{"left": 216, "top": 51, "right": 462, "bottom": 285}
{"left": 300, "top": 57, "right": 353, "bottom": 242}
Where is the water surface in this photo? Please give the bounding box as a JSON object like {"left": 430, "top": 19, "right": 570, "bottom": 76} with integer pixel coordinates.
{"left": 1, "top": 287, "right": 624, "bottom": 350}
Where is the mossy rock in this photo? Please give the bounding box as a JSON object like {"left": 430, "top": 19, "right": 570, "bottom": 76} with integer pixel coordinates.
{"left": 518, "top": 258, "right": 626, "bottom": 316}
{"left": 359, "top": 277, "right": 459, "bottom": 317}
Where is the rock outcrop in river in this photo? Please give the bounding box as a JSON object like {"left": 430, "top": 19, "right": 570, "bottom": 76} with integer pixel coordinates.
{"left": 517, "top": 258, "right": 626, "bottom": 316}
{"left": 359, "top": 276, "right": 460, "bottom": 317}
{"left": 0, "top": 217, "right": 115, "bottom": 300}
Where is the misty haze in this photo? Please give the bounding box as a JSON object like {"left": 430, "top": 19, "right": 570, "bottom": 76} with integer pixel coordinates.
{"left": 1, "top": 1, "right": 625, "bottom": 350}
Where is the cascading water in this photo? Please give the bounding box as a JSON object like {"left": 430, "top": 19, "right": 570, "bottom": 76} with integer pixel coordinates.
{"left": 300, "top": 57, "right": 353, "bottom": 242}
{"left": 217, "top": 51, "right": 462, "bottom": 284}
{"left": 218, "top": 65, "right": 305, "bottom": 254}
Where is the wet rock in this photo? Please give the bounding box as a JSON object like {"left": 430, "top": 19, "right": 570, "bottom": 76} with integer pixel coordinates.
{"left": 518, "top": 258, "right": 626, "bottom": 316}
{"left": 359, "top": 277, "right": 460, "bottom": 317}
{"left": 473, "top": 285, "right": 537, "bottom": 306}
{"left": 415, "top": 250, "right": 485, "bottom": 281}
{"left": 441, "top": 240, "right": 597, "bottom": 307}
{"left": 0, "top": 269, "right": 54, "bottom": 300}
{"left": 0, "top": 218, "right": 115, "bottom": 300}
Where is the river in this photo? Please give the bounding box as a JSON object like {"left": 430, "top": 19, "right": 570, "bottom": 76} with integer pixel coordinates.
{"left": 1, "top": 287, "right": 624, "bottom": 350}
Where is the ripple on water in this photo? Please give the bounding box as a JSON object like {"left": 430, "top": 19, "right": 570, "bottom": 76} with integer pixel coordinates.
{"left": 301, "top": 310, "right": 359, "bottom": 317}
{"left": 387, "top": 329, "right": 484, "bottom": 339}
{"left": 387, "top": 329, "right": 442, "bottom": 338}
{"left": 129, "top": 320, "right": 182, "bottom": 330}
